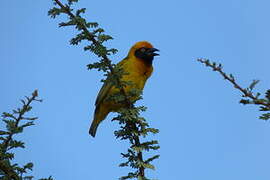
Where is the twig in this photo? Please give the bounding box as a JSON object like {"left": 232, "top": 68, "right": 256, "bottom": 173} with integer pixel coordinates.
{"left": 0, "top": 90, "right": 40, "bottom": 180}
{"left": 53, "top": 0, "right": 145, "bottom": 176}
{"left": 197, "top": 58, "right": 270, "bottom": 108}
{"left": 53, "top": 0, "right": 132, "bottom": 106}
{"left": 1, "top": 90, "right": 39, "bottom": 154}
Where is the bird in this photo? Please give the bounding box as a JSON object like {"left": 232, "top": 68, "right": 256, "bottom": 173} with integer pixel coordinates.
{"left": 89, "top": 41, "right": 159, "bottom": 137}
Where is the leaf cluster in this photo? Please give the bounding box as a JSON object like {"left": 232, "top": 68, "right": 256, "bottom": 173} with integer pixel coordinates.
{"left": 0, "top": 91, "right": 52, "bottom": 180}
{"left": 114, "top": 106, "right": 160, "bottom": 179}
{"left": 48, "top": 0, "right": 117, "bottom": 69}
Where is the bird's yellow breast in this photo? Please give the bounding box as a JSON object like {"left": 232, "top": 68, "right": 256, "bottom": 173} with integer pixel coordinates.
{"left": 122, "top": 57, "right": 153, "bottom": 91}
{"left": 105, "top": 57, "right": 153, "bottom": 110}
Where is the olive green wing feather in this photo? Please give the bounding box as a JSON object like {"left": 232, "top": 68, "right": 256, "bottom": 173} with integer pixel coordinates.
{"left": 95, "top": 80, "right": 113, "bottom": 106}
{"left": 95, "top": 58, "right": 128, "bottom": 106}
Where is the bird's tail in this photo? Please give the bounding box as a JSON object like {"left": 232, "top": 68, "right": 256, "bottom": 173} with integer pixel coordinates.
{"left": 89, "top": 122, "right": 98, "bottom": 138}
{"left": 89, "top": 106, "right": 109, "bottom": 137}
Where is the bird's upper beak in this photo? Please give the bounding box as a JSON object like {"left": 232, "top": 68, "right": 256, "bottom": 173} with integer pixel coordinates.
{"left": 147, "top": 48, "right": 160, "bottom": 57}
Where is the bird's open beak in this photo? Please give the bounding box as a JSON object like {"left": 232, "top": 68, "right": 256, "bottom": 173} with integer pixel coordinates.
{"left": 147, "top": 48, "right": 160, "bottom": 56}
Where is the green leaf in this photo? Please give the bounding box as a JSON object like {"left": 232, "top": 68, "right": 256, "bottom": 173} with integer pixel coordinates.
{"left": 249, "top": 80, "right": 260, "bottom": 90}
{"left": 239, "top": 99, "right": 250, "bottom": 105}
{"left": 76, "top": 8, "right": 86, "bottom": 16}
{"left": 24, "top": 176, "right": 34, "bottom": 180}
{"left": 1, "top": 152, "right": 14, "bottom": 160}
{"left": 39, "top": 176, "right": 54, "bottom": 180}
{"left": 9, "top": 140, "right": 25, "bottom": 149}
{"left": 59, "top": 20, "right": 76, "bottom": 27}
{"left": 92, "top": 28, "right": 104, "bottom": 34}
{"left": 145, "top": 155, "right": 160, "bottom": 163}
{"left": 68, "top": 0, "right": 79, "bottom": 5}
{"left": 0, "top": 130, "right": 9, "bottom": 135}
{"left": 120, "top": 172, "right": 137, "bottom": 180}
{"left": 97, "top": 34, "right": 113, "bottom": 43}
{"left": 265, "top": 89, "right": 270, "bottom": 101}
{"left": 24, "top": 162, "right": 34, "bottom": 171}
{"left": 107, "top": 48, "right": 118, "bottom": 55}
{"left": 142, "top": 162, "right": 155, "bottom": 170}
{"left": 70, "top": 33, "right": 86, "bottom": 45}
{"left": 260, "top": 113, "right": 270, "bottom": 120}
{"left": 20, "top": 121, "right": 35, "bottom": 128}
{"left": 2, "top": 112, "right": 16, "bottom": 119}
{"left": 48, "top": 7, "right": 64, "bottom": 18}
{"left": 23, "top": 117, "right": 38, "bottom": 121}
{"left": 4, "top": 119, "right": 18, "bottom": 133}
{"left": 86, "top": 22, "right": 99, "bottom": 28}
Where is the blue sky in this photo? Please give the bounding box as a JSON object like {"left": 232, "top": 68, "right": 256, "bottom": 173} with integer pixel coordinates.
{"left": 2, "top": 0, "right": 270, "bottom": 179}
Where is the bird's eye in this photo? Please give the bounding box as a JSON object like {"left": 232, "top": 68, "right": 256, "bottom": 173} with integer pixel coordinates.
{"left": 140, "top": 47, "right": 146, "bottom": 52}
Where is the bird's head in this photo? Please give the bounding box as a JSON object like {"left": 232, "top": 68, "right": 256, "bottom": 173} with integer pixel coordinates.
{"left": 128, "top": 41, "right": 159, "bottom": 65}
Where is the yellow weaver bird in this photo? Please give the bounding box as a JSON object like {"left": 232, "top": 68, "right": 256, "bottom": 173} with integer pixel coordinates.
{"left": 89, "top": 41, "right": 159, "bottom": 137}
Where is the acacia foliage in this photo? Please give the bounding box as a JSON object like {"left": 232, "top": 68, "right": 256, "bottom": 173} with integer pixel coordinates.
{"left": 0, "top": 90, "right": 52, "bottom": 180}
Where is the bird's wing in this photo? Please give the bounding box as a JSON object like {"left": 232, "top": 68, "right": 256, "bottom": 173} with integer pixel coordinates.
{"left": 95, "top": 58, "right": 128, "bottom": 106}
{"left": 95, "top": 80, "right": 113, "bottom": 106}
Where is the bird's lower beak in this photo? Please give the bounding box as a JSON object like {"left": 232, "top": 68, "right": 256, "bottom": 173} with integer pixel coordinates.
{"left": 147, "top": 48, "right": 160, "bottom": 56}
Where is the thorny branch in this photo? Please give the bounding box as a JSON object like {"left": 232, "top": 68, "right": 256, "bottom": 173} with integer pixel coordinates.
{"left": 1, "top": 90, "right": 40, "bottom": 155}
{"left": 197, "top": 58, "right": 270, "bottom": 120}
{"left": 53, "top": 0, "right": 146, "bottom": 177}
{"left": 0, "top": 90, "right": 41, "bottom": 180}
{"left": 53, "top": 0, "right": 129, "bottom": 103}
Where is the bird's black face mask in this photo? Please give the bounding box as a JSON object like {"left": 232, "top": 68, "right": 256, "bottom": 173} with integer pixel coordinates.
{"left": 135, "top": 47, "right": 159, "bottom": 64}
